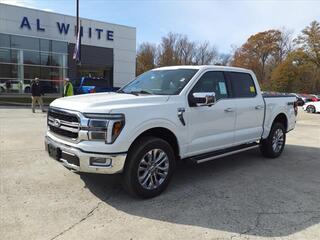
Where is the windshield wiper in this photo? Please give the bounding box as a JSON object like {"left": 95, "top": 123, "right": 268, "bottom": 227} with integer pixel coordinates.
{"left": 129, "top": 90, "right": 153, "bottom": 95}
{"left": 117, "top": 89, "right": 153, "bottom": 95}
{"left": 117, "top": 89, "right": 138, "bottom": 95}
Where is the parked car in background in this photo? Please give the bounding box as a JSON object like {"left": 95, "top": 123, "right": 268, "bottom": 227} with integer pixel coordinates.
{"left": 303, "top": 101, "right": 320, "bottom": 113}
{"left": 309, "top": 94, "right": 320, "bottom": 102}
{"left": 76, "top": 77, "right": 119, "bottom": 94}
{"left": 300, "top": 94, "right": 319, "bottom": 102}
{"left": 0, "top": 82, "right": 5, "bottom": 93}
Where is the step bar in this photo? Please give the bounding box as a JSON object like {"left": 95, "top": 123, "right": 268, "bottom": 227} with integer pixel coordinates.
{"left": 186, "top": 142, "right": 259, "bottom": 164}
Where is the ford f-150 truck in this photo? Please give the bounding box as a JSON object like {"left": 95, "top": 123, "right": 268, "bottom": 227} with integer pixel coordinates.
{"left": 45, "top": 66, "right": 297, "bottom": 198}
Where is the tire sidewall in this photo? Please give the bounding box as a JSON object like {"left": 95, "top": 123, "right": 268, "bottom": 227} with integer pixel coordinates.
{"left": 268, "top": 123, "right": 286, "bottom": 158}
{"left": 125, "top": 137, "right": 175, "bottom": 198}
{"left": 307, "top": 105, "right": 315, "bottom": 113}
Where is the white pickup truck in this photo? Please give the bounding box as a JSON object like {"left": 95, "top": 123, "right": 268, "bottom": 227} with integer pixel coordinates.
{"left": 45, "top": 66, "right": 297, "bottom": 198}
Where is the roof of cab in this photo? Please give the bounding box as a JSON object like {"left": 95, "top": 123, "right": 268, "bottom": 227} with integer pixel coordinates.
{"left": 152, "top": 65, "right": 252, "bottom": 73}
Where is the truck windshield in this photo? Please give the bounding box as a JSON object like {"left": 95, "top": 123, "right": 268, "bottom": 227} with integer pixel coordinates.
{"left": 119, "top": 69, "right": 198, "bottom": 95}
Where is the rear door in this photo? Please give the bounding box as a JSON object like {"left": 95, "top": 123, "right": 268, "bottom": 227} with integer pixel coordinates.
{"left": 225, "top": 72, "right": 265, "bottom": 144}
{"left": 186, "top": 71, "right": 236, "bottom": 156}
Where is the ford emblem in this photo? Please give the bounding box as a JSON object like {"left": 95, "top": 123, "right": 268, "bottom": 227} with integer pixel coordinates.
{"left": 53, "top": 119, "right": 61, "bottom": 127}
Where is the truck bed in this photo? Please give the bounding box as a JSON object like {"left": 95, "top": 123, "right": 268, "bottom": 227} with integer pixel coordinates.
{"left": 261, "top": 94, "right": 297, "bottom": 139}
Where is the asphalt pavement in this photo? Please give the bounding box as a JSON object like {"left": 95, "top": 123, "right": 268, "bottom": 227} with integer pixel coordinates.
{"left": 0, "top": 107, "right": 319, "bottom": 240}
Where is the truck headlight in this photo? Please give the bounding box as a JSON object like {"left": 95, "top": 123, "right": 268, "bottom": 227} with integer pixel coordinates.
{"left": 84, "top": 113, "right": 125, "bottom": 144}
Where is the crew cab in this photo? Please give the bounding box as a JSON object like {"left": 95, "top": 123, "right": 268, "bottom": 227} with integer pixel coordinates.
{"left": 45, "top": 66, "right": 297, "bottom": 198}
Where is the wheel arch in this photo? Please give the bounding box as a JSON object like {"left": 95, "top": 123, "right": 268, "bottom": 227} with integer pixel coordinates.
{"left": 24, "top": 86, "right": 31, "bottom": 93}
{"left": 272, "top": 113, "right": 288, "bottom": 131}
{"left": 127, "top": 127, "right": 180, "bottom": 161}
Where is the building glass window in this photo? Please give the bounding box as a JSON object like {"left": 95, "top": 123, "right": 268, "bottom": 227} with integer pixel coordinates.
{"left": 11, "top": 35, "right": 40, "bottom": 51}
{"left": 0, "top": 64, "right": 18, "bottom": 78}
{"left": 51, "top": 53, "right": 63, "bottom": 67}
{"left": 0, "top": 48, "right": 19, "bottom": 63}
{"left": 40, "top": 53, "right": 51, "bottom": 66}
{"left": 0, "top": 33, "right": 67, "bottom": 95}
{"left": 0, "top": 48, "right": 11, "bottom": 62}
{"left": 40, "top": 39, "right": 51, "bottom": 52}
{"left": 0, "top": 33, "right": 10, "bottom": 48}
{"left": 52, "top": 40, "right": 67, "bottom": 53}
{"left": 23, "top": 50, "right": 40, "bottom": 65}
{"left": 24, "top": 66, "right": 40, "bottom": 80}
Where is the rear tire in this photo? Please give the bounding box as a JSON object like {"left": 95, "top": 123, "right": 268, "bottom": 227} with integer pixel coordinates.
{"left": 260, "top": 122, "right": 286, "bottom": 158}
{"left": 306, "top": 105, "right": 316, "bottom": 113}
{"left": 123, "top": 137, "right": 175, "bottom": 198}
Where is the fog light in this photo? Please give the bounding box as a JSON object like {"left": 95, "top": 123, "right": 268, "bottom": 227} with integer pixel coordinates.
{"left": 90, "top": 157, "right": 112, "bottom": 167}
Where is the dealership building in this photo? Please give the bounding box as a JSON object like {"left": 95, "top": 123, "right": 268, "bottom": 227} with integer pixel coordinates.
{"left": 0, "top": 3, "right": 136, "bottom": 95}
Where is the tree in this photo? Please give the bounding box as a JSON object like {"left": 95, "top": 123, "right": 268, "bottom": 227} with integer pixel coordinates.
{"left": 136, "top": 42, "right": 157, "bottom": 76}
{"left": 231, "top": 29, "right": 292, "bottom": 86}
{"left": 270, "top": 50, "right": 318, "bottom": 93}
{"left": 194, "top": 41, "right": 218, "bottom": 65}
{"left": 217, "top": 53, "right": 231, "bottom": 66}
{"left": 175, "top": 35, "right": 196, "bottom": 65}
{"left": 157, "top": 32, "right": 180, "bottom": 66}
{"left": 295, "top": 21, "right": 320, "bottom": 67}
{"left": 273, "top": 29, "right": 293, "bottom": 64}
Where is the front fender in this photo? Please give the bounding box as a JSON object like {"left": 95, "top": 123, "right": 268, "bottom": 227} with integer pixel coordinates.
{"left": 127, "top": 118, "right": 182, "bottom": 147}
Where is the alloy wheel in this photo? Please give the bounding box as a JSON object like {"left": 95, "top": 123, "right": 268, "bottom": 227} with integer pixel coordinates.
{"left": 137, "top": 149, "right": 169, "bottom": 190}
{"left": 272, "top": 128, "right": 284, "bottom": 153}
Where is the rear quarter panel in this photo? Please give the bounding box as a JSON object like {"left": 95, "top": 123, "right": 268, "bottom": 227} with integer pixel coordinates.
{"left": 262, "top": 97, "right": 296, "bottom": 139}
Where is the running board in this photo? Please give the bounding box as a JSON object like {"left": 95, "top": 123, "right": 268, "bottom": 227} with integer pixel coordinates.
{"left": 186, "top": 142, "right": 259, "bottom": 164}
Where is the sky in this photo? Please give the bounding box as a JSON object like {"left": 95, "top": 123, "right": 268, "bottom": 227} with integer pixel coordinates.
{"left": 1, "top": 0, "right": 319, "bottom": 54}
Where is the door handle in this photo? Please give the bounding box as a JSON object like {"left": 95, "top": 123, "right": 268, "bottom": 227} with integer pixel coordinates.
{"left": 224, "top": 108, "right": 234, "bottom": 113}
{"left": 255, "top": 105, "right": 264, "bottom": 110}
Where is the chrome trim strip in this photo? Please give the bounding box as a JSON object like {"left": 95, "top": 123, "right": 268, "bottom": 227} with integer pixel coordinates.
{"left": 48, "top": 116, "right": 79, "bottom": 128}
{"left": 196, "top": 145, "right": 259, "bottom": 164}
{"left": 59, "top": 125, "right": 80, "bottom": 133}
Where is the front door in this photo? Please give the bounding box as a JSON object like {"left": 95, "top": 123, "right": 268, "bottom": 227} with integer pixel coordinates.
{"left": 185, "top": 71, "right": 236, "bottom": 157}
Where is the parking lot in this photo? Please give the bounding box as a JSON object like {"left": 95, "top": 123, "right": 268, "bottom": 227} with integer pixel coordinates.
{"left": 0, "top": 107, "right": 319, "bottom": 240}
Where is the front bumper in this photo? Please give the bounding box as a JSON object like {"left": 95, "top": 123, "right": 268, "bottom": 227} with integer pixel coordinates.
{"left": 45, "top": 136, "right": 127, "bottom": 174}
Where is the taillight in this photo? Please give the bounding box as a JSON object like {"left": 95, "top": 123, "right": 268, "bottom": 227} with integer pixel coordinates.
{"left": 294, "top": 101, "right": 298, "bottom": 116}
{"left": 90, "top": 88, "right": 96, "bottom": 93}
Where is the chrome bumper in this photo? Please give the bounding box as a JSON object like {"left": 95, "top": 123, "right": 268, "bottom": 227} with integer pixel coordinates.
{"left": 45, "top": 136, "right": 127, "bottom": 174}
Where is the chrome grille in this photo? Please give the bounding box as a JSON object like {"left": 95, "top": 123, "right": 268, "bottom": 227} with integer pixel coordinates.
{"left": 48, "top": 108, "right": 80, "bottom": 139}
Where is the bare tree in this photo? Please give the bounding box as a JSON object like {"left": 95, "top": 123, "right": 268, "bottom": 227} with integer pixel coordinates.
{"left": 195, "top": 41, "right": 218, "bottom": 65}
{"left": 216, "top": 53, "right": 231, "bottom": 66}
{"left": 176, "top": 35, "right": 196, "bottom": 64}
{"left": 275, "top": 28, "right": 293, "bottom": 64}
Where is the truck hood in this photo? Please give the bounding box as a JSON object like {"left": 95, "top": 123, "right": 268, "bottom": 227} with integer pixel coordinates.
{"left": 50, "top": 92, "right": 170, "bottom": 113}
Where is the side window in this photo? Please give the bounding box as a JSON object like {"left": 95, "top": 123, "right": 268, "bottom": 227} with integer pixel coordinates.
{"left": 191, "top": 71, "right": 228, "bottom": 100}
{"left": 228, "top": 72, "right": 257, "bottom": 98}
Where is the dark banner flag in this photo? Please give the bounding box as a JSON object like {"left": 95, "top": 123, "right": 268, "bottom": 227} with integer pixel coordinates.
{"left": 73, "top": 20, "right": 81, "bottom": 64}
{"left": 73, "top": 0, "right": 81, "bottom": 64}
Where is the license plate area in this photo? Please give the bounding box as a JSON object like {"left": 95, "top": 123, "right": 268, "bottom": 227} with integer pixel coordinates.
{"left": 47, "top": 144, "right": 62, "bottom": 161}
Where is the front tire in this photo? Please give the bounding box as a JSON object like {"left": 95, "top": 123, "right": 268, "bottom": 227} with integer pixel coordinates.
{"left": 123, "top": 137, "right": 176, "bottom": 198}
{"left": 260, "top": 122, "right": 286, "bottom": 158}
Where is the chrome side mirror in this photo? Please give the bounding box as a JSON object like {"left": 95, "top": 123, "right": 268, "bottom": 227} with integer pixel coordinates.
{"left": 192, "top": 92, "right": 216, "bottom": 107}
